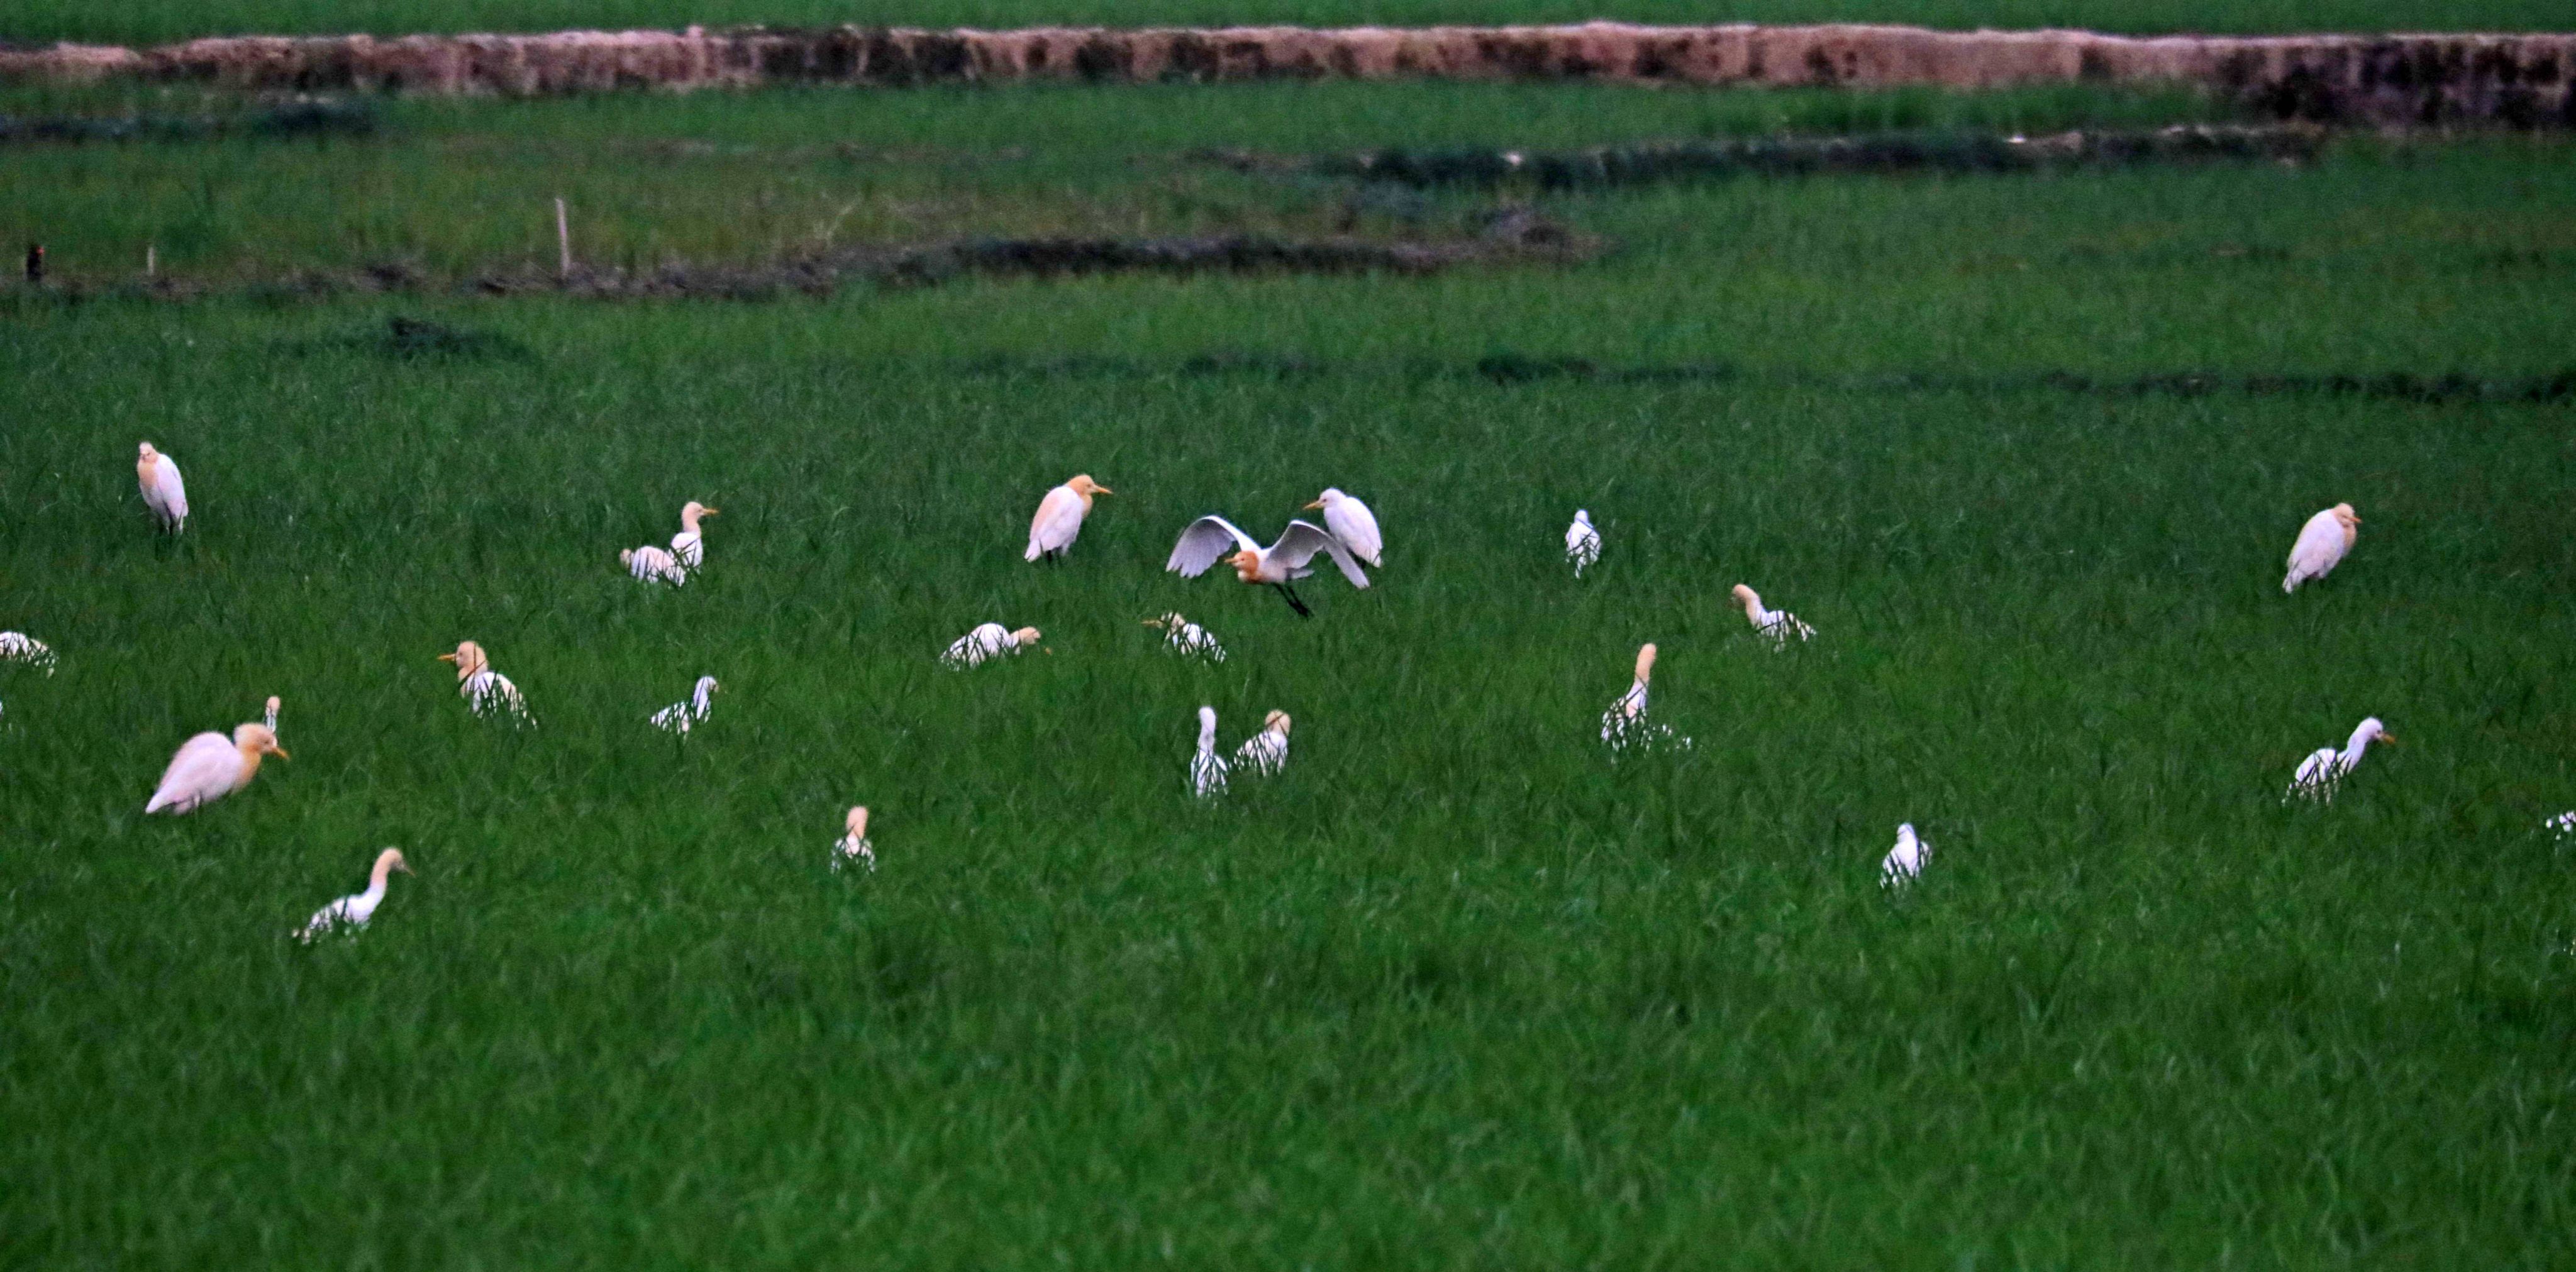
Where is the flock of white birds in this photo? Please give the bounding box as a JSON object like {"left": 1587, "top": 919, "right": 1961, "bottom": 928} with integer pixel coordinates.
{"left": 0, "top": 440, "right": 2484, "bottom": 941}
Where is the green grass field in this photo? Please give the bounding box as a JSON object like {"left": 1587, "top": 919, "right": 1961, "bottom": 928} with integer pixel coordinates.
{"left": 5, "top": 78, "right": 2576, "bottom": 1268}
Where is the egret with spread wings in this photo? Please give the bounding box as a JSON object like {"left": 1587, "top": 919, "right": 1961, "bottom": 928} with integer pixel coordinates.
{"left": 1165, "top": 515, "right": 1369, "bottom": 617}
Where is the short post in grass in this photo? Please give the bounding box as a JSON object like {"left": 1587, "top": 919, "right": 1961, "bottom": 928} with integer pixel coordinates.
{"left": 145, "top": 243, "right": 156, "bottom": 279}
{"left": 554, "top": 197, "right": 572, "bottom": 280}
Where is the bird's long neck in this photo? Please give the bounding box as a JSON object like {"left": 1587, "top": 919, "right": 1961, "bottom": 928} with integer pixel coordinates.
{"left": 1233, "top": 558, "right": 1263, "bottom": 583}
{"left": 1074, "top": 489, "right": 1095, "bottom": 513}
{"left": 680, "top": 507, "right": 704, "bottom": 533}
{"left": 692, "top": 681, "right": 715, "bottom": 712}
{"left": 363, "top": 861, "right": 396, "bottom": 899}
{"left": 2343, "top": 727, "right": 2377, "bottom": 761}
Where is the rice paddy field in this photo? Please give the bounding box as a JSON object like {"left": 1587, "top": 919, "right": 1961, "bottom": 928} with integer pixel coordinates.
{"left": 5, "top": 64, "right": 2576, "bottom": 1270}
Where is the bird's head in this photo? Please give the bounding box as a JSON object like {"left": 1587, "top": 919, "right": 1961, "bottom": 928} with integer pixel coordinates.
{"left": 681, "top": 501, "right": 719, "bottom": 527}
{"left": 846, "top": 805, "right": 869, "bottom": 838}
{"left": 1264, "top": 709, "right": 1292, "bottom": 735}
{"left": 1010, "top": 626, "right": 1041, "bottom": 647}
{"left": 234, "top": 722, "right": 289, "bottom": 760}
{"left": 1304, "top": 488, "right": 1346, "bottom": 511}
{"left": 376, "top": 847, "right": 412, "bottom": 877}
{"left": 138, "top": 441, "right": 160, "bottom": 462}
{"left": 697, "top": 675, "right": 721, "bottom": 695}
{"left": 1141, "top": 614, "right": 1173, "bottom": 631}
{"left": 2332, "top": 503, "right": 2360, "bottom": 529}
{"left": 1729, "top": 583, "right": 1759, "bottom": 612}
{"left": 2358, "top": 716, "right": 2396, "bottom": 746}
{"left": 1067, "top": 475, "right": 1111, "bottom": 498}
{"left": 1897, "top": 822, "right": 1916, "bottom": 840}
{"left": 438, "top": 641, "right": 487, "bottom": 678}
{"left": 619, "top": 548, "right": 637, "bottom": 568}
{"left": 1634, "top": 643, "right": 1658, "bottom": 682}
{"left": 1197, "top": 705, "right": 1218, "bottom": 730}
{"left": 265, "top": 695, "right": 280, "bottom": 717}
{"left": 1574, "top": 509, "right": 1591, "bottom": 524}
{"left": 1226, "top": 548, "right": 1262, "bottom": 575}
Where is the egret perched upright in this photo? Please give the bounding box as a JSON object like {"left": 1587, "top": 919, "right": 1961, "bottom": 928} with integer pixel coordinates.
{"left": 2283, "top": 502, "right": 2360, "bottom": 593}
{"left": 670, "top": 501, "right": 719, "bottom": 570}
{"left": 1882, "top": 824, "right": 1930, "bottom": 887}
{"left": 296, "top": 848, "right": 411, "bottom": 942}
{"left": 1142, "top": 613, "right": 1226, "bottom": 661}
{"left": 1233, "top": 710, "right": 1292, "bottom": 777}
{"left": 136, "top": 441, "right": 188, "bottom": 534}
{"left": 1190, "top": 705, "right": 1229, "bottom": 799}
{"left": 1027, "top": 475, "right": 1113, "bottom": 563}
{"left": 1166, "top": 515, "right": 1369, "bottom": 617}
{"left": 2287, "top": 716, "right": 2396, "bottom": 802}
{"left": 833, "top": 806, "right": 875, "bottom": 872}
{"left": 1304, "top": 489, "right": 1383, "bottom": 568}
{"left": 0, "top": 632, "right": 57, "bottom": 674}
{"left": 1731, "top": 584, "right": 1816, "bottom": 647}
{"left": 436, "top": 640, "right": 535, "bottom": 726}
{"left": 145, "top": 719, "right": 288, "bottom": 814}
{"left": 1565, "top": 511, "right": 1600, "bottom": 577}
{"left": 650, "top": 675, "right": 720, "bottom": 738}
{"left": 943, "top": 623, "right": 1040, "bottom": 669}
{"left": 621, "top": 545, "right": 688, "bottom": 587}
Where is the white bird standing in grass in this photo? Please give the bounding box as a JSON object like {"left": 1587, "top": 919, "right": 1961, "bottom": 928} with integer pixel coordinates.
{"left": 136, "top": 441, "right": 188, "bottom": 533}
{"left": 2287, "top": 716, "right": 2396, "bottom": 802}
{"left": 0, "top": 632, "right": 58, "bottom": 674}
{"left": 1142, "top": 613, "right": 1226, "bottom": 661}
{"left": 1565, "top": 510, "right": 1600, "bottom": 577}
{"left": 1166, "top": 515, "right": 1369, "bottom": 617}
{"left": 833, "top": 806, "right": 875, "bottom": 872}
{"left": 1026, "top": 475, "right": 1113, "bottom": 563}
{"left": 437, "top": 640, "right": 535, "bottom": 725}
{"left": 942, "top": 623, "right": 1041, "bottom": 669}
{"left": 1731, "top": 584, "right": 1816, "bottom": 647}
{"left": 1304, "top": 489, "right": 1383, "bottom": 568}
{"left": 1882, "top": 823, "right": 1930, "bottom": 887}
{"left": 296, "top": 848, "right": 411, "bottom": 943}
{"left": 2283, "top": 502, "right": 2361, "bottom": 593}
{"left": 1233, "top": 710, "right": 1292, "bottom": 777}
{"left": 621, "top": 545, "right": 688, "bottom": 586}
{"left": 1190, "top": 706, "right": 1230, "bottom": 799}
{"left": 670, "top": 501, "right": 719, "bottom": 570}
{"left": 144, "top": 719, "right": 288, "bottom": 814}
{"left": 650, "top": 675, "right": 720, "bottom": 738}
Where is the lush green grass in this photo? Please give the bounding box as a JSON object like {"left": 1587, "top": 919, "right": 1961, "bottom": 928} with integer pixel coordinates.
{"left": 5, "top": 82, "right": 2576, "bottom": 1269}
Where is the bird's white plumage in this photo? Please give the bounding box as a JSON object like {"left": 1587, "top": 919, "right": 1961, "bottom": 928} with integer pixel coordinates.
{"left": 1191, "top": 706, "right": 1230, "bottom": 799}
{"left": 1143, "top": 613, "right": 1226, "bottom": 661}
{"left": 297, "top": 848, "right": 409, "bottom": 943}
{"left": 144, "top": 722, "right": 286, "bottom": 814}
{"left": 1309, "top": 489, "right": 1383, "bottom": 568}
{"left": 670, "top": 501, "right": 718, "bottom": 570}
{"left": 2285, "top": 716, "right": 2394, "bottom": 802}
{"left": 137, "top": 442, "right": 188, "bottom": 533}
{"left": 1732, "top": 585, "right": 1815, "bottom": 647}
{"left": 833, "top": 806, "right": 875, "bottom": 873}
{"left": 942, "top": 622, "right": 1038, "bottom": 669}
{"left": 623, "top": 545, "right": 688, "bottom": 586}
{"left": 1232, "top": 711, "right": 1292, "bottom": 777}
{"left": 2283, "top": 503, "right": 2359, "bottom": 593}
{"left": 1166, "top": 516, "right": 1369, "bottom": 589}
{"left": 1600, "top": 643, "right": 1689, "bottom": 752}
{"left": 1025, "top": 477, "right": 1109, "bottom": 561}
{"left": 0, "top": 632, "right": 58, "bottom": 675}
{"left": 650, "top": 675, "right": 720, "bottom": 736}
{"left": 1882, "top": 823, "right": 1930, "bottom": 887}
{"left": 2545, "top": 811, "right": 2576, "bottom": 839}
{"left": 441, "top": 642, "right": 535, "bottom": 726}
{"left": 1565, "top": 510, "right": 1600, "bottom": 577}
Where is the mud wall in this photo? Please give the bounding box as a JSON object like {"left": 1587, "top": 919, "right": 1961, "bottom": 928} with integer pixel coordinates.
{"left": 4, "top": 24, "right": 2571, "bottom": 126}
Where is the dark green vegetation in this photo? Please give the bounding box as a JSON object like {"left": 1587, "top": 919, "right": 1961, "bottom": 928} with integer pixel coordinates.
{"left": 5, "top": 77, "right": 2576, "bottom": 1268}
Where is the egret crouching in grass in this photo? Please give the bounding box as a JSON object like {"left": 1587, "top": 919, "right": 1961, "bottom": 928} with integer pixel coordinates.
{"left": 0, "top": 632, "right": 56, "bottom": 675}
{"left": 1143, "top": 613, "right": 1226, "bottom": 661}
{"left": 1565, "top": 510, "right": 1599, "bottom": 577}
{"left": 437, "top": 641, "right": 535, "bottom": 726}
{"left": 1731, "top": 584, "right": 1815, "bottom": 647}
{"left": 670, "top": 501, "right": 719, "bottom": 569}
{"left": 1191, "top": 706, "right": 1229, "bottom": 799}
{"left": 1600, "top": 643, "right": 1687, "bottom": 751}
{"left": 136, "top": 441, "right": 188, "bottom": 534}
{"left": 1166, "top": 514, "right": 1369, "bottom": 617}
{"left": 943, "top": 623, "right": 1040, "bottom": 669}
{"left": 1304, "top": 489, "right": 1383, "bottom": 568}
{"left": 145, "top": 720, "right": 287, "bottom": 814}
{"left": 1882, "top": 824, "right": 1930, "bottom": 887}
{"left": 1026, "top": 475, "right": 1113, "bottom": 563}
{"left": 296, "top": 848, "right": 410, "bottom": 943}
{"left": 650, "top": 675, "right": 720, "bottom": 739}
{"left": 2283, "top": 502, "right": 2360, "bottom": 593}
{"left": 2287, "top": 716, "right": 2396, "bottom": 802}
{"left": 621, "top": 545, "right": 688, "bottom": 586}
{"left": 1233, "top": 710, "right": 1292, "bottom": 777}
{"left": 833, "top": 806, "right": 875, "bottom": 872}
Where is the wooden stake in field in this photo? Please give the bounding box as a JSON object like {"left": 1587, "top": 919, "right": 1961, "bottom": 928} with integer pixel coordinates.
{"left": 145, "top": 243, "right": 156, "bottom": 278}
{"left": 554, "top": 196, "right": 571, "bottom": 279}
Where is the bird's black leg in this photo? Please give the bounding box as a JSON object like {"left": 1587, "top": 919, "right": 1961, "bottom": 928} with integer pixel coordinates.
{"left": 1274, "top": 583, "right": 1313, "bottom": 618}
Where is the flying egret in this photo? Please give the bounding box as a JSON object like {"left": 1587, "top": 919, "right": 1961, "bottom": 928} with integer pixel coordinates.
{"left": 1026, "top": 475, "right": 1113, "bottom": 563}
{"left": 145, "top": 719, "right": 288, "bottom": 814}
{"left": 2287, "top": 716, "right": 2396, "bottom": 802}
{"left": 0, "top": 632, "right": 56, "bottom": 674}
{"left": 1142, "top": 612, "right": 1226, "bottom": 661}
{"left": 1881, "top": 823, "right": 1930, "bottom": 887}
{"left": 2283, "top": 502, "right": 2360, "bottom": 593}
{"left": 296, "top": 848, "right": 411, "bottom": 943}
{"left": 136, "top": 441, "right": 188, "bottom": 534}
{"left": 621, "top": 545, "right": 689, "bottom": 587}
{"left": 1166, "top": 515, "right": 1368, "bottom": 617}
{"left": 436, "top": 641, "right": 535, "bottom": 726}
{"left": 1304, "top": 489, "right": 1383, "bottom": 568}
{"left": 1565, "top": 510, "right": 1600, "bottom": 577}
{"left": 670, "top": 501, "right": 719, "bottom": 570}
{"left": 1731, "top": 584, "right": 1816, "bottom": 647}
{"left": 1233, "top": 710, "right": 1292, "bottom": 777}
{"left": 943, "top": 623, "right": 1041, "bottom": 669}
{"left": 650, "top": 675, "right": 720, "bottom": 738}
{"left": 1190, "top": 705, "right": 1229, "bottom": 799}
{"left": 833, "top": 805, "right": 875, "bottom": 872}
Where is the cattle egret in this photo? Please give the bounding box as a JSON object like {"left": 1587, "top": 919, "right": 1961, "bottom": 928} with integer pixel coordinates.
{"left": 1142, "top": 612, "right": 1226, "bottom": 661}
{"left": 650, "top": 675, "right": 720, "bottom": 738}
{"left": 1233, "top": 710, "right": 1292, "bottom": 777}
{"left": 1882, "top": 823, "right": 1930, "bottom": 887}
{"left": 145, "top": 720, "right": 287, "bottom": 814}
{"left": 942, "top": 623, "right": 1041, "bottom": 669}
{"left": 2283, "top": 502, "right": 2360, "bottom": 593}
{"left": 1601, "top": 642, "right": 1690, "bottom": 752}
{"left": 833, "top": 805, "right": 875, "bottom": 872}
{"left": 437, "top": 641, "right": 535, "bottom": 726}
{"left": 1304, "top": 489, "right": 1383, "bottom": 568}
{"left": 296, "top": 848, "right": 411, "bottom": 943}
{"left": 1565, "top": 511, "right": 1600, "bottom": 577}
{"left": 2546, "top": 811, "right": 2576, "bottom": 840}
{"left": 263, "top": 695, "right": 280, "bottom": 734}
{"left": 1731, "top": 584, "right": 1816, "bottom": 647}
{"left": 2287, "top": 716, "right": 2396, "bottom": 802}
{"left": 621, "top": 545, "right": 688, "bottom": 587}
{"left": 136, "top": 441, "right": 188, "bottom": 533}
{"left": 1190, "top": 705, "right": 1229, "bottom": 799}
{"left": 670, "top": 501, "right": 719, "bottom": 569}
{"left": 1027, "top": 475, "right": 1113, "bottom": 562}
{"left": 0, "top": 632, "right": 56, "bottom": 674}
{"left": 1166, "top": 515, "right": 1368, "bottom": 617}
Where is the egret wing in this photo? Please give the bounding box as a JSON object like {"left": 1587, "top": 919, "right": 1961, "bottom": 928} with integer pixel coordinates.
{"left": 1325, "top": 499, "right": 1384, "bottom": 567}
{"left": 1166, "top": 516, "right": 1258, "bottom": 577}
{"left": 153, "top": 458, "right": 189, "bottom": 523}
{"left": 1273, "top": 520, "right": 1370, "bottom": 589}
{"left": 148, "top": 733, "right": 233, "bottom": 812}
{"left": 2285, "top": 511, "right": 2345, "bottom": 578}
{"left": 1027, "top": 486, "right": 1084, "bottom": 560}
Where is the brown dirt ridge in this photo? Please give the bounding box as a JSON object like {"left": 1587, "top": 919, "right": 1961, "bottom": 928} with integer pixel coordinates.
{"left": 4, "top": 23, "right": 2572, "bottom": 126}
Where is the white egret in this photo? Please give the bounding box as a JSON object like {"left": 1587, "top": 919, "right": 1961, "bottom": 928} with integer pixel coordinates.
{"left": 1881, "top": 823, "right": 1930, "bottom": 887}
{"left": 650, "top": 675, "right": 720, "bottom": 738}
{"left": 436, "top": 640, "right": 535, "bottom": 726}
{"left": 1233, "top": 710, "right": 1292, "bottom": 777}
{"left": 263, "top": 694, "right": 280, "bottom": 734}
{"left": 296, "top": 848, "right": 411, "bottom": 943}
{"left": 1190, "top": 705, "right": 1229, "bottom": 799}
{"left": 1565, "top": 510, "right": 1600, "bottom": 577}
{"left": 943, "top": 623, "right": 1041, "bottom": 669}
{"left": 2546, "top": 811, "right": 2576, "bottom": 840}
{"left": 1142, "top": 612, "right": 1226, "bottom": 661}
{"left": 1730, "top": 584, "right": 1816, "bottom": 647}
{"left": 145, "top": 719, "right": 288, "bottom": 814}
{"left": 621, "top": 545, "right": 688, "bottom": 587}
{"left": 1601, "top": 642, "right": 1690, "bottom": 752}
{"left": 1304, "top": 489, "right": 1383, "bottom": 568}
{"left": 2287, "top": 716, "right": 2396, "bottom": 802}
{"left": 2283, "top": 502, "right": 2360, "bottom": 593}
{"left": 0, "top": 632, "right": 57, "bottom": 674}
{"left": 670, "top": 501, "right": 719, "bottom": 570}
{"left": 136, "top": 441, "right": 188, "bottom": 533}
{"left": 1165, "top": 515, "right": 1368, "bottom": 617}
{"left": 833, "top": 805, "right": 875, "bottom": 873}
{"left": 1026, "top": 475, "right": 1113, "bottom": 563}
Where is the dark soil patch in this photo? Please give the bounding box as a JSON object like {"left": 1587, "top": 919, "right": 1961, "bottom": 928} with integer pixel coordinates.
{"left": 0, "top": 99, "right": 377, "bottom": 145}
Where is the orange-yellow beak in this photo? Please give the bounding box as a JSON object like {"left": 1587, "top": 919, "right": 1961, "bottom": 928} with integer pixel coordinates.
{"left": 436, "top": 652, "right": 458, "bottom": 663}
{"left": 1302, "top": 499, "right": 1324, "bottom": 510}
{"left": 270, "top": 744, "right": 292, "bottom": 761}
